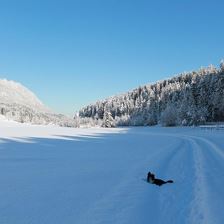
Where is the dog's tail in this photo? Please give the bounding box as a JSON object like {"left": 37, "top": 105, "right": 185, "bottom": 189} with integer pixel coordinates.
{"left": 166, "top": 180, "right": 174, "bottom": 184}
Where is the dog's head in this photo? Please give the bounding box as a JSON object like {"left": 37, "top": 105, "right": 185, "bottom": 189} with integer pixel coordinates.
{"left": 148, "top": 172, "right": 155, "bottom": 179}
{"left": 147, "top": 171, "right": 155, "bottom": 183}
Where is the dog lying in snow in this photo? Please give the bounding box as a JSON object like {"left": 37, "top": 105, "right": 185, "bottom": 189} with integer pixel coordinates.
{"left": 147, "top": 172, "right": 173, "bottom": 186}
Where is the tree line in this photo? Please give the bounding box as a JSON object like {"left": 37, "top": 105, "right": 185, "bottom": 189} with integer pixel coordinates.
{"left": 78, "top": 61, "right": 224, "bottom": 127}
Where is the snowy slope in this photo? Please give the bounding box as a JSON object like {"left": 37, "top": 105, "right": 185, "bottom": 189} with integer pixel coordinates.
{"left": 0, "top": 79, "right": 76, "bottom": 126}
{"left": 0, "top": 121, "right": 223, "bottom": 224}
{"left": 0, "top": 79, "right": 50, "bottom": 112}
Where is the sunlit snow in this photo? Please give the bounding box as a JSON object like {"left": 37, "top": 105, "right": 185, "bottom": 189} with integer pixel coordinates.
{"left": 0, "top": 120, "right": 223, "bottom": 224}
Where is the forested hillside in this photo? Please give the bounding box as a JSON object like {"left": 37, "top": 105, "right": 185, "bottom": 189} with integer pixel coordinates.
{"left": 0, "top": 79, "right": 77, "bottom": 127}
{"left": 79, "top": 61, "right": 224, "bottom": 126}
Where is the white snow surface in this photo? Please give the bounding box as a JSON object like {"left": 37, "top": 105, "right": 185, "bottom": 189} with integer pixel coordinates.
{"left": 0, "top": 121, "right": 224, "bottom": 224}
{"left": 0, "top": 79, "right": 50, "bottom": 112}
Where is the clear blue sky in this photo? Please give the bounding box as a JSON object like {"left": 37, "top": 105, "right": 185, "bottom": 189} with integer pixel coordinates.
{"left": 0, "top": 0, "right": 223, "bottom": 115}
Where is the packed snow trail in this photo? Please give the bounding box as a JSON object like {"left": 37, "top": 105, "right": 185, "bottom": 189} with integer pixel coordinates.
{"left": 0, "top": 121, "right": 223, "bottom": 224}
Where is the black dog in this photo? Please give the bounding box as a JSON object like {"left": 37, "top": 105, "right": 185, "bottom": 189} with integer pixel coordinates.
{"left": 147, "top": 172, "right": 173, "bottom": 186}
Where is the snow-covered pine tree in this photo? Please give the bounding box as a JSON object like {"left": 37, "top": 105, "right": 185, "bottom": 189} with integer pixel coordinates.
{"left": 220, "top": 59, "right": 224, "bottom": 72}
{"left": 102, "top": 110, "right": 114, "bottom": 128}
{"left": 161, "top": 104, "right": 177, "bottom": 126}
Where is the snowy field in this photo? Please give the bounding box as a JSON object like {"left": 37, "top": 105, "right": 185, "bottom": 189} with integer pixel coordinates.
{"left": 0, "top": 120, "right": 224, "bottom": 224}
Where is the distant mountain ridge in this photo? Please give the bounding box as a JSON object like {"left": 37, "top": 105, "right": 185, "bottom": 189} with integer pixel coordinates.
{"left": 79, "top": 60, "right": 224, "bottom": 126}
{"left": 0, "top": 79, "right": 76, "bottom": 127}
{"left": 0, "top": 79, "right": 50, "bottom": 113}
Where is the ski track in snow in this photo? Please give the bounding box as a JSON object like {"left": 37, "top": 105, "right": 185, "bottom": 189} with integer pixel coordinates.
{"left": 0, "top": 122, "right": 224, "bottom": 224}
{"left": 183, "top": 135, "right": 224, "bottom": 224}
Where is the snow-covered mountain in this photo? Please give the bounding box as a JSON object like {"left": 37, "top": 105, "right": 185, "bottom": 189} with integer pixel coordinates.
{"left": 0, "top": 79, "right": 76, "bottom": 127}
{"left": 0, "top": 79, "right": 50, "bottom": 113}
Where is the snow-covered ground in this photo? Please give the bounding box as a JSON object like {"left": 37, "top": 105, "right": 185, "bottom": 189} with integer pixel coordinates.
{"left": 0, "top": 120, "right": 223, "bottom": 224}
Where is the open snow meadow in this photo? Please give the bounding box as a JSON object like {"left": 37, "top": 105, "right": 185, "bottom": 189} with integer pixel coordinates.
{"left": 0, "top": 120, "right": 224, "bottom": 224}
